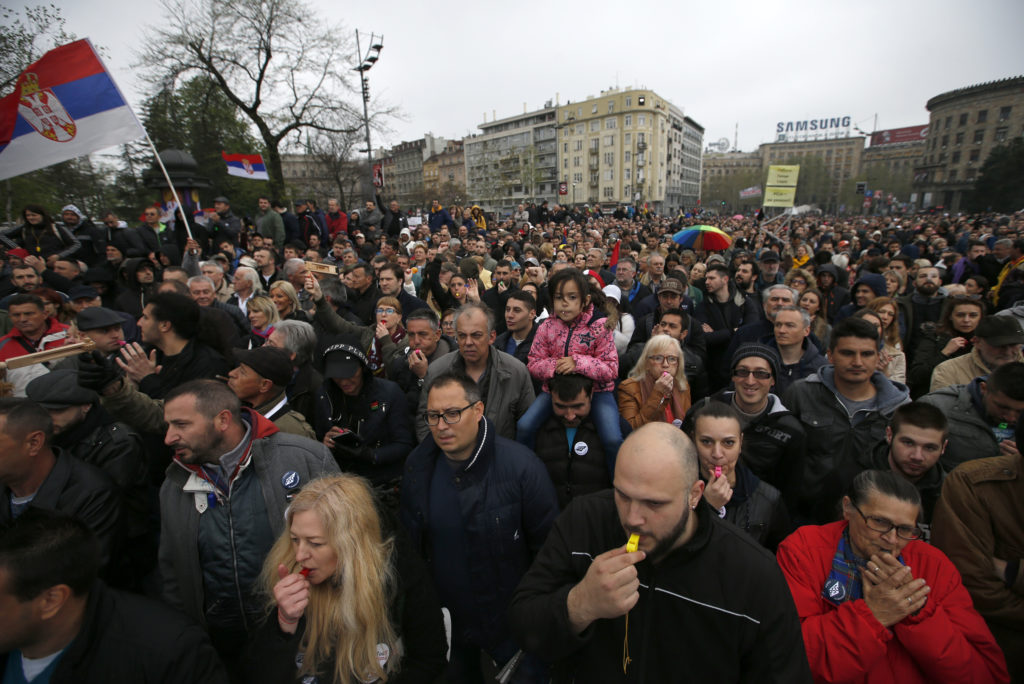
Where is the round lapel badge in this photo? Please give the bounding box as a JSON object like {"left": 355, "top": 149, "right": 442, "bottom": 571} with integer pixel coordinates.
{"left": 281, "top": 471, "right": 301, "bottom": 489}
{"left": 573, "top": 441, "right": 588, "bottom": 456}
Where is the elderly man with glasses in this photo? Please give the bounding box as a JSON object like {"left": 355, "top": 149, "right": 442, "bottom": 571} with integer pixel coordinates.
{"left": 400, "top": 370, "right": 558, "bottom": 684}
{"left": 778, "top": 469, "right": 1008, "bottom": 684}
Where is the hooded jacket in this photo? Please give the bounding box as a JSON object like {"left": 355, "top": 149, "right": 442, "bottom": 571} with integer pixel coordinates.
{"left": 61, "top": 204, "right": 106, "bottom": 266}
{"left": 833, "top": 272, "right": 889, "bottom": 323}
{"left": 113, "top": 257, "right": 157, "bottom": 319}
{"left": 816, "top": 263, "right": 850, "bottom": 323}
{"left": 782, "top": 366, "right": 910, "bottom": 523}
{"left": 682, "top": 390, "right": 806, "bottom": 493}
{"left": 527, "top": 302, "right": 618, "bottom": 393}
{"left": 919, "top": 378, "right": 1003, "bottom": 471}
{"left": 158, "top": 409, "right": 338, "bottom": 629}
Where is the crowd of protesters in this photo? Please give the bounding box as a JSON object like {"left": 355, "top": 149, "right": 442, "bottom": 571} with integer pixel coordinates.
{"left": 0, "top": 190, "right": 1020, "bottom": 683}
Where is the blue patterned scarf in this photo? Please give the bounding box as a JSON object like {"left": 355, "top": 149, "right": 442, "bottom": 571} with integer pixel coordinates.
{"left": 822, "top": 528, "right": 905, "bottom": 606}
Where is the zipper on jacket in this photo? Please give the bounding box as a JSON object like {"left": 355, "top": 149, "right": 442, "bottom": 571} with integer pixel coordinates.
{"left": 563, "top": 319, "right": 576, "bottom": 357}
{"left": 226, "top": 475, "right": 248, "bottom": 632}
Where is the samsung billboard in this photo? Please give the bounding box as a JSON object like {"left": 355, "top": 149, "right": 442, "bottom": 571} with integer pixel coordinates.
{"left": 776, "top": 116, "right": 852, "bottom": 134}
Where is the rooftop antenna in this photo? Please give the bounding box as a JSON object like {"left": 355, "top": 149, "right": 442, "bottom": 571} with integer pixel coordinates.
{"left": 734, "top": 122, "right": 739, "bottom": 152}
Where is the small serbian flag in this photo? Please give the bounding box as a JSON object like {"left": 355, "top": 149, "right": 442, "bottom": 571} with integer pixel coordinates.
{"left": 0, "top": 39, "right": 145, "bottom": 181}
{"left": 609, "top": 239, "right": 621, "bottom": 268}
{"left": 223, "top": 152, "right": 269, "bottom": 181}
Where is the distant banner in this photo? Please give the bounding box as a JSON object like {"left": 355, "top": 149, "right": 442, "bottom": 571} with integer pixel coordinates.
{"left": 766, "top": 165, "right": 800, "bottom": 187}
{"left": 871, "top": 125, "right": 928, "bottom": 147}
{"left": 763, "top": 186, "right": 797, "bottom": 207}
{"left": 739, "top": 185, "right": 762, "bottom": 199}
{"left": 373, "top": 162, "right": 384, "bottom": 188}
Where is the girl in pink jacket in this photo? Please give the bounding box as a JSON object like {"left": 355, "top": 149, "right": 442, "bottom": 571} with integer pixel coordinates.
{"left": 517, "top": 268, "right": 622, "bottom": 459}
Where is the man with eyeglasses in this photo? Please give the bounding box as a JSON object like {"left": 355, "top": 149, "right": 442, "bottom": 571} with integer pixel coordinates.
{"left": 784, "top": 318, "right": 910, "bottom": 524}
{"left": 401, "top": 370, "right": 558, "bottom": 683}
{"left": 778, "top": 469, "right": 1007, "bottom": 684}
{"left": 682, "top": 344, "right": 805, "bottom": 494}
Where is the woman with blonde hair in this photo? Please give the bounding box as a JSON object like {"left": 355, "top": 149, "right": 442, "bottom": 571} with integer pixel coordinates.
{"left": 617, "top": 334, "right": 691, "bottom": 428}
{"left": 244, "top": 474, "right": 447, "bottom": 684}
{"left": 269, "top": 280, "right": 310, "bottom": 322}
{"left": 244, "top": 293, "right": 281, "bottom": 348}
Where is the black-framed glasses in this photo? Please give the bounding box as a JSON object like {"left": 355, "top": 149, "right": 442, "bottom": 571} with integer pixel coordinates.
{"left": 733, "top": 368, "right": 772, "bottom": 380}
{"left": 375, "top": 307, "right": 398, "bottom": 315}
{"left": 850, "top": 502, "right": 923, "bottom": 540}
{"left": 423, "top": 402, "right": 478, "bottom": 426}
{"left": 648, "top": 354, "right": 679, "bottom": 365}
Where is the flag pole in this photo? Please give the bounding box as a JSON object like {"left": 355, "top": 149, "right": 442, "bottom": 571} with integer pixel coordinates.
{"left": 84, "top": 38, "right": 193, "bottom": 238}
{"left": 141, "top": 130, "right": 192, "bottom": 239}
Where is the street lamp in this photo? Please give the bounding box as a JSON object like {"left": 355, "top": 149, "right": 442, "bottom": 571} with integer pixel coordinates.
{"left": 354, "top": 30, "right": 383, "bottom": 194}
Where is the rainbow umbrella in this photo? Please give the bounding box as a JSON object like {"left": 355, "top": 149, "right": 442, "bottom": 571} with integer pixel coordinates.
{"left": 672, "top": 225, "right": 733, "bottom": 251}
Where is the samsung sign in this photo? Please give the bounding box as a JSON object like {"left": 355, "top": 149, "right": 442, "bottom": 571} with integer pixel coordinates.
{"left": 777, "top": 116, "right": 852, "bottom": 134}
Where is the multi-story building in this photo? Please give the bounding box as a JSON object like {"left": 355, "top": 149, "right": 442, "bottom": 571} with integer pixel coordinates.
{"left": 423, "top": 139, "right": 466, "bottom": 203}
{"left": 757, "top": 136, "right": 866, "bottom": 212}
{"left": 464, "top": 104, "right": 559, "bottom": 215}
{"left": 279, "top": 153, "right": 370, "bottom": 208}
{"left": 862, "top": 126, "right": 928, "bottom": 205}
{"left": 378, "top": 133, "right": 447, "bottom": 210}
{"left": 913, "top": 76, "right": 1024, "bottom": 210}
{"left": 555, "top": 87, "right": 702, "bottom": 213}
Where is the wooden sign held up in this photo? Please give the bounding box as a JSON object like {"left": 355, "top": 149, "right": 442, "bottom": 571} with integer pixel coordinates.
{"left": 304, "top": 261, "right": 339, "bottom": 276}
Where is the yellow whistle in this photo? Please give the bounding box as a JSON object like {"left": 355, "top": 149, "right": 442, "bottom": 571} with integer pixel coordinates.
{"left": 626, "top": 534, "right": 639, "bottom": 553}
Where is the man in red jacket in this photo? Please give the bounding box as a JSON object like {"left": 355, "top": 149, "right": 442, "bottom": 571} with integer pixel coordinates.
{"left": 777, "top": 469, "right": 1008, "bottom": 683}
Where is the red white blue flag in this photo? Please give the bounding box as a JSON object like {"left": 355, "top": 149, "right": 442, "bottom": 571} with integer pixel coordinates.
{"left": 222, "top": 151, "right": 269, "bottom": 181}
{"left": 0, "top": 39, "right": 145, "bottom": 181}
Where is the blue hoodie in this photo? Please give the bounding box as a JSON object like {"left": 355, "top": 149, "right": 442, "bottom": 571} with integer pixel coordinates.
{"left": 833, "top": 272, "right": 889, "bottom": 323}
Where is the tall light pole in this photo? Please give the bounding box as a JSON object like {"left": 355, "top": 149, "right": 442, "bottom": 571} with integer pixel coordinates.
{"left": 354, "top": 30, "right": 383, "bottom": 194}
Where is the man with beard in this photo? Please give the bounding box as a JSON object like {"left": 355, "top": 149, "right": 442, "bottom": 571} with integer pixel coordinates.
{"left": 508, "top": 422, "right": 811, "bottom": 682}
{"left": 897, "top": 266, "right": 945, "bottom": 360}
{"left": 158, "top": 380, "right": 337, "bottom": 672}
{"left": 481, "top": 259, "right": 518, "bottom": 335}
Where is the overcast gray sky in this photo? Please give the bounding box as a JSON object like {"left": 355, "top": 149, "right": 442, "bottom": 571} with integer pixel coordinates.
{"left": 26, "top": 0, "right": 1024, "bottom": 153}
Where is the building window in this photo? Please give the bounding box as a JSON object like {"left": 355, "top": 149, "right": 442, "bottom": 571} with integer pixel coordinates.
{"left": 625, "top": 97, "right": 632, "bottom": 107}
{"left": 970, "top": 149, "right": 980, "bottom": 162}
{"left": 574, "top": 140, "right": 582, "bottom": 151}
{"left": 625, "top": 133, "right": 631, "bottom": 145}
{"left": 608, "top": 101, "right": 614, "bottom": 113}
{"left": 955, "top": 131, "right": 964, "bottom": 145}
{"left": 625, "top": 168, "right": 631, "bottom": 180}
{"left": 949, "top": 169, "right": 958, "bottom": 181}
{"left": 977, "top": 110, "right": 988, "bottom": 123}
{"left": 624, "top": 151, "right": 631, "bottom": 163}
{"left": 995, "top": 127, "right": 1008, "bottom": 142}
{"left": 959, "top": 113, "right": 968, "bottom": 126}
{"left": 941, "top": 134, "right": 949, "bottom": 147}
{"left": 638, "top": 115, "right": 646, "bottom": 127}
{"left": 573, "top": 173, "right": 582, "bottom": 183}
{"left": 938, "top": 152, "right": 946, "bottom": 163}
{"left": 604, "top": 135, "right": 614, "bottom": 147}
{"left": 604, "top": 169, "right": 614, "bottom": 181}
{"left": 589, "top": 120, "right": 599, "bottom": 132}
{"left": 952, "top": 151, "right": 960, "bottom": 163}
{"left": 945, "top": 116, "right": 952, "bottom": 129}
{"left": 605, "top": 118, "right": 617, "bottom": 129}
{"left": 573, "top": 156, "right": 580, "bottom": 167}
{"left": 973, "top": 129, "right": 985, "bottom": 144}
{"left": 591, "top": 103, "right": 598, "bottom": 114}
{"left": 563, "top": 142, "right": 568, "bottom": 153}
{"left": 1000, "top": 106, "right": 1012, "bottom": 121}
{"left": 625, "top": 114, "right": 632, "bottom": 127}
{"left": 563, "top": 159, "right": 568, "bottom": 169}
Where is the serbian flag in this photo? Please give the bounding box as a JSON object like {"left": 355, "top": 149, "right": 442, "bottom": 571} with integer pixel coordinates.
{"left": 223, "top": 151, "right": 269, "bottom": 180}
{"left": 609, "top": 239, "right": 621, "bottom": 268}
{"left": 0, "top": 39, "right": 145, "bottom": 181}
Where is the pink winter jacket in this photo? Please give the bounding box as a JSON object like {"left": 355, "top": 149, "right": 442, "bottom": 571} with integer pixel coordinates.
{"left": 527, "top": 304, "right": 618, "bottom": 393}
